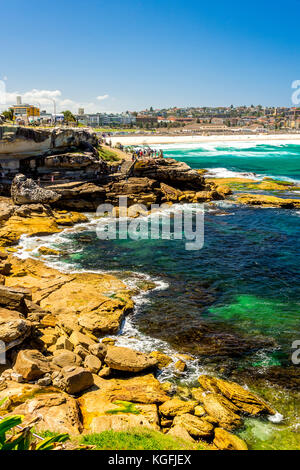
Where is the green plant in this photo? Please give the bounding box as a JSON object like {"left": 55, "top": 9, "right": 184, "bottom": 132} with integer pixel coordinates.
{"left": 80, "top": 428, "right": 208, "bottom": 450}
{"left": 0, "top": 412, "right": 69, "bottom": 450}
{"left": 106, "top": 401, "right": 140, "bottom": 415}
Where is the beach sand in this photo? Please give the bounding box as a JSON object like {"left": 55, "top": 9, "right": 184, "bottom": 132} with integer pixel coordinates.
{"left": 110, "top": 133, "right": 300, "bottom": 146}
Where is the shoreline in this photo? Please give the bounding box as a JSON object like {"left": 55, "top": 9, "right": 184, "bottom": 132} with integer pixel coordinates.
{"left": 110, "top": 133, "right": 300, "bottom": 146}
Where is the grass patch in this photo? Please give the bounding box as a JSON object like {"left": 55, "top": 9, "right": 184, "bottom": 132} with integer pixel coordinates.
{"left": 98, "top": 146, "right": 121, "bottom": 162}
{"left": 80, "top": 428, "right": 206, "bottom": 450}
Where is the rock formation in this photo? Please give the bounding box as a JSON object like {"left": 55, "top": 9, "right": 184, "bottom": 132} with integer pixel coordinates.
{"left": 11, "top": 174, "right": 61, "bottom": 205}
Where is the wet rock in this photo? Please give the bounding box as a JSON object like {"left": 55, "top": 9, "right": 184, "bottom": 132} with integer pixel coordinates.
{"left": 11, "top": 174, "right": 61, "bottom": 205}
{"left": 149, "top": 351, "right": 172, "bottom": 369}
{"left": 200, "top": 393, "right": 242, "bottom": 430}
{"left": 174, "top": 360, "right": 187, "bottom": 372}
{"left": 104, "top": 345, "right": 158, "bottom": 373}
{"left": 198, "top": 375, "right": 275, "bottom": 416}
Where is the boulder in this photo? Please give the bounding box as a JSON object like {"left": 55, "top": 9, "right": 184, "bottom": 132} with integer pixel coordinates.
{"left": 7, "top": 391, "right": 82, "bottom": 435}
{"left": 69, "top": 330, "right": 96, "bottom": 350}
{"left": 174, "top": 360, "right": 186, "bottom": 372}
{"left": 53, "top": 366, "right": 93, "bottom": 394}
{"left": 198, "top": 375, "right": 275, "bottom": 416}
{"left": 159, "top": 398, "right": 196, "bottom": 418}
{"left": 200, "top": 393, "right": 242, "bottom": 430}
{"left": 84, "top": 354, "right": 102, "bottom": 373}
{"left": 213, "top": 427, "right": 248, "bottom": 450}
{"left": 55, "top": 336, "right": 74, "bottom": 351}
{"left": 0, "top": 308, "right": 31, "bottom": 351}
{"left": 85, "top": 373, "right": 168, "bottom": 405}
{"left": 89, "top": 342, "right": 107, "bottom": 360}
{"left": 14, "top": 349, "right": 51, "bottom": 381}
{"left": 149, "top": 351, "right": 172, "bottom": 369}
{"left": 52, "top": 351, "right": 82, "bottom": 368}
{"left": 172, "top": 413, "right": 214, "bottom": 439}
{"left": 104, "top": 345, "right": 158, "bottom": 373}
{"left": 11, "top": 174, "right": 61, "bottom": 205}
{"left": 0, "top": 285, "right": 31, "bottom": 313}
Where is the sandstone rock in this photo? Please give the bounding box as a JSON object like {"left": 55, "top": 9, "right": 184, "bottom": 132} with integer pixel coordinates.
{"left": 167, "top": 425, "right": 195, "bottom": 443}
{"left": 11, "top": 391, "right": 82, "bottom": 435}
{"left": 0, "top": 308, "right": 31, "bottom": 351}
{"left": 54, "top": 366, "right": 93, "bottom": 394}
{"left": 89, "top": 342, "right": 107, "bottom": 360}
{"left": 14, "top": 349, "right": 51, "bottom": 381}
{"left": 38, "top": 246, "right": 61, "bottom": 256}
{"left": 198, "top": 375, "right": 275, "bottom": 416}
{"left": 174, "top": 360, "right": 187, "bottom": 372}
{"left": 149, "top": 351, "right": 172, "bottom": 369}
{"left": 194, "top": 405, "right": 206, "bottom": 417}
{"left": 88, "top": 414, "right": 155, "bottom": 434}
{"left": 213, "top": 427, "right": 248, "bottom": 450}
{"left": 173, "top": 413, "right": 214, "bottom": 439}
{"left": 37, "top": 376, "right": 52, "bottom": 386}
{"left": 74, "top": 344, "right": 89, "bottom": 359}
{"left": 237, "top": 193, "right": 300, "bottom": 209}
{"left": 52, "top": 351, "right": 82, "bottom": 368}
{"left": 86, "top": 373, "right": 168, "bottom": 405}
{"left": 159, "top": 398, "right": 196, "bottom": 418}
{"left": 201, "top": 393, "right": 242, "bottom": 430}
{"left": 11, "top": 174, "right": 61, "bottom": 205}
{"left": 69, "top": 330, "right": 96, "bottom": 350}
{"left": 0, "top": 285, "right": 31, "bottom": 312}
{"left": 56, "top": 336, "right": 74, "bottom": 351}
{"left": 98, "top": 366, "right": 111, "bottom": 378}
{"left": 84, "top": 354, "right": 102, "bottom": 373}
{"left": 105, "top": 345, "right": 158, "bottom": 373}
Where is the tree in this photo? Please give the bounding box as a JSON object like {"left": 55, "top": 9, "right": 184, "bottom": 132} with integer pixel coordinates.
{"left": 62, "top": 110, "right": 76, "bottom": 123}
{"left": 2, "top": 108, "right": 14, "bottom": 121}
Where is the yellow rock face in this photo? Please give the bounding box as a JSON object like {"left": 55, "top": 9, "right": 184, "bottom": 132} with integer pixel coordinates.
{"left": 237, "top": 193, "right": 300, "bottom": 208}
{"left": 159, "top": 398, "right": 196, "bottom": 418}
{"left": 0, "top": 216, "right": 60, "bottom": 246}
{"left": 150, "top": 351, "right": 173, "bottom": 369}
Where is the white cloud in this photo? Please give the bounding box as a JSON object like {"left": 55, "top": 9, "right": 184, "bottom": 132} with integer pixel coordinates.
{"left": 0, "top": 88, "right": 115, "bottom": 114}
{"left": 96, "top": 94, "right": 109, "bottom": 101}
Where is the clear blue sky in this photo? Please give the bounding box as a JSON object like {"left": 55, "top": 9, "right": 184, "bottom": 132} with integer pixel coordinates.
{"left": 2, "top": 0, "right": 300, "bottom": 112}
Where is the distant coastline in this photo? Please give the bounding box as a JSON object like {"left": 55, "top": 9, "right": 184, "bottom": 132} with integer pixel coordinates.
{"left": 110, "top": 133, "right": 300, "bottom": 146}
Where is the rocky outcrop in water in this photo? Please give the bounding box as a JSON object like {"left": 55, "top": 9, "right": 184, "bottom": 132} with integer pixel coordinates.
{"left": 11, "top": 174, "right": 61, "bottom": 205}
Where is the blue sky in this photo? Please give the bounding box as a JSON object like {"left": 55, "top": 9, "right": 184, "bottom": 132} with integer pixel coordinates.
{"left": 1, "top": 0, "right": 300, "bottom": 112}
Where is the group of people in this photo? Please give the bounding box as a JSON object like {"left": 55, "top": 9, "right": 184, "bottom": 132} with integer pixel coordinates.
{"left": 131, "top": 147, "right": 163, "bottom": 161}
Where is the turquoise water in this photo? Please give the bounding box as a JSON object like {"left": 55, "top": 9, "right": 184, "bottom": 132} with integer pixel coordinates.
{"left": 157, "top": 142, "right": 300, "bottom": 181}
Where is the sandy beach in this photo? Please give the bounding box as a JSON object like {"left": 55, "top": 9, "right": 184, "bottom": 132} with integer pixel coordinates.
{"left": 110, "top": 133, "right": 300, "bottom": 146}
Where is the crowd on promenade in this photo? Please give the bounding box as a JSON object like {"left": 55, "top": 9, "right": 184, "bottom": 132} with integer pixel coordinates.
{"left": 130, "top": 147, "right": 164, "bottom": 161}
